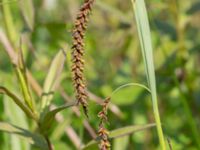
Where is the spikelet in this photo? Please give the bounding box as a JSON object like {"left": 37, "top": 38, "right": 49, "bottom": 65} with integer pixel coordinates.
{"left": 98, "top": 97, "right": 111, "bottom": 150}
{"left": 71, "top": 0, "right": 94, "bottom": 117}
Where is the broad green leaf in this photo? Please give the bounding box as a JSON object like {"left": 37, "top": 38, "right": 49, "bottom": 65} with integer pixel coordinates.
{"left": 39, "top": 101, "right": 76, "bottom": 135}
{"left": 18, "top": 0, "right": 35, "bottom": 30}
{"left": 0, "top": 122, "right": 48, "bottom": 149}
{"left": 82, "top": 123, "right": 155, "bottom": 150}
{"left": 131, "top": 0, "right": 166, "bottom": 149}
{"left": 41, "top": 49, "right": 66, "bottom": 110}
{"left": 0, "top": 86, "right": 37, "bottom": 120}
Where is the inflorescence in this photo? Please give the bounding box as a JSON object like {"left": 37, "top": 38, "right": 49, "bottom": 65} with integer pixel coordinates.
{"left": 71, "top": 0, "right": 95, "bottom": 117}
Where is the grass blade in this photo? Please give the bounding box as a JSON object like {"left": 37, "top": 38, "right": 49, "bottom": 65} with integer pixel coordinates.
{"left": 82, "top": 123, "right": 155, "bottom": 150}
{"left": 1, "top": 0, "right": 18, "bottom": 46}
{"left": 131, "top": 0, "right": 166, "bottom": 149}
{"left": 0, "top": 122, "right": 48, "bottom": 149}
{"left": 41, "top": 49, "right": 66, "bottom": 110}
{"left": 18, "top": 0, "right": 35, "bottom": 30}
{"left": 3, "top": 95, "right": 30, "bottom": 150}
{"left": 14, "top": 48, "right": 35, "bottom": 112}
{"left": 39, "top": 101, "right": 76, "bottom": 135}
{"left": 0, "top": 86, "right": 37, "bottom": 120}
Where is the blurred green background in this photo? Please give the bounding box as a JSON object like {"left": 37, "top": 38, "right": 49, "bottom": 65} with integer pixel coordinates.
{"left": 0, "top": 0, "right": 200, "bottom": 149}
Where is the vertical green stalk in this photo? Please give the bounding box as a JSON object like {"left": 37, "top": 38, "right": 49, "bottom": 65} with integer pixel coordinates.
{"left": 131, "top": 0, "right": 166, "bottom": 149}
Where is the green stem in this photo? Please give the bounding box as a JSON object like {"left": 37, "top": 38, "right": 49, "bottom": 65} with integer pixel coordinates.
{"left": 153, "top": 100, "right": 166, "bottom": 150}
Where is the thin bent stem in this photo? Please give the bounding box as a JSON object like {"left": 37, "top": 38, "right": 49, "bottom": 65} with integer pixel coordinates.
{"left": 45, "top": 136, "right": 54, "bottom": 150}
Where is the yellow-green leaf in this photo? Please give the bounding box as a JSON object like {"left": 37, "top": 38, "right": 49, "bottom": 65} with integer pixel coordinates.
{"left": 41, "top": 49, "right": 66, "bottom": 110}
{"left": 18, "top": 0, "right": 35, "bottom": 30}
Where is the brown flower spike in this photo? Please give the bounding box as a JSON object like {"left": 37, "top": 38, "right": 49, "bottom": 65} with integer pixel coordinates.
{"left": 98, "top": 97, "right": 111, "bottom": 150}
{"left": 71, "top": 0, "right": 94, "bottom": 116}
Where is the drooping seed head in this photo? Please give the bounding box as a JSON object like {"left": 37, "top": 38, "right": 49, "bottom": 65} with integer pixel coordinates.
{"left": 71, "top": 0, "right": 95, "bottom": 117}
{"left": 98, "top": 97, "right": 111, "bottom": 150}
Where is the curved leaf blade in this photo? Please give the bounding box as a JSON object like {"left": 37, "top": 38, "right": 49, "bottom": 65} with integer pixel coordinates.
{"left": 39, "top": 101, "right": 76, "bottom": 135}
{"left": 0, "top": 86, "right": 37, "bottom": 120}
{"left": 82, "top": 123, "right": 155, "bottom": 150}
{"left": 18, "top": 0, "right": 35, "bottom": 30}
{"left": 0, "top": 122, "right": 48, "bottom": 149}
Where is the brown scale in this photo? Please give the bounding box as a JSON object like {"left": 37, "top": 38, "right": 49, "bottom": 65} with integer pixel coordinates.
{"left": 98, "top": 97, "right": 111, "bottom": 150}
{"left": 71, "top": 0, "right": 94, "bottom": 117}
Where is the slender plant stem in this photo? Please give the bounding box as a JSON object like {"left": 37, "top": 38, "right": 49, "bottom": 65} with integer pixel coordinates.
{"left": 152, "top": 100, "right": 166, "bottom": 150}
{"left": 45, "top": 136, "right": 54, "bottom": 150}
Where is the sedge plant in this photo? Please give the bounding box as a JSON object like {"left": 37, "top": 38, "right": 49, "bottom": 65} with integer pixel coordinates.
{"left": 0, "top": 0, "right": 171, "bottom": 149}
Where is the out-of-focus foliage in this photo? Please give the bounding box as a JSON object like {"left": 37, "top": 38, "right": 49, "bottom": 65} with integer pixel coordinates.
{"left": 0, "top": 0, "right": 200, "bottom": 149}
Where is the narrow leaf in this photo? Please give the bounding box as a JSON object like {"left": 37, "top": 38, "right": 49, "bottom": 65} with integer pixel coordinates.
{"left": 15, "top": 67, "right": 34, "bottom": 111}
{"left": 131, "top": 0, "right": 166, "bottom": 149}
{"left": 1, "top": 0, "right": 18, "bottom": 46}
{"left": 4, "top": 95, "right": 30, "bottom": 150}
{"left": 41, "top": 49, "right": 66, "bottom": 110}
{"left": 18, "top": 0, "right": 35, "bottom": 30}
{"left": 39, "top": 101, "right": 76, "bottom": 135}
{"left": 0, "top": 122, "right": 48, "bottom": 149}
{"left": 0, "top": 86, "right": 37, "bottom": 120}
{"left": 82, "top": 123, "right": 155, "bottom": 150}
{"left": 15, "top": 46, "right": 35, "bottom": 111}
{"left": 109, "top": 123, "right": 155, "bottom": 138}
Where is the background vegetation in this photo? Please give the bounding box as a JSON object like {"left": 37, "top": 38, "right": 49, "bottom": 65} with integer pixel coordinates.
{"left": 0, "top": 0, "right": 200, "bottom": 149}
